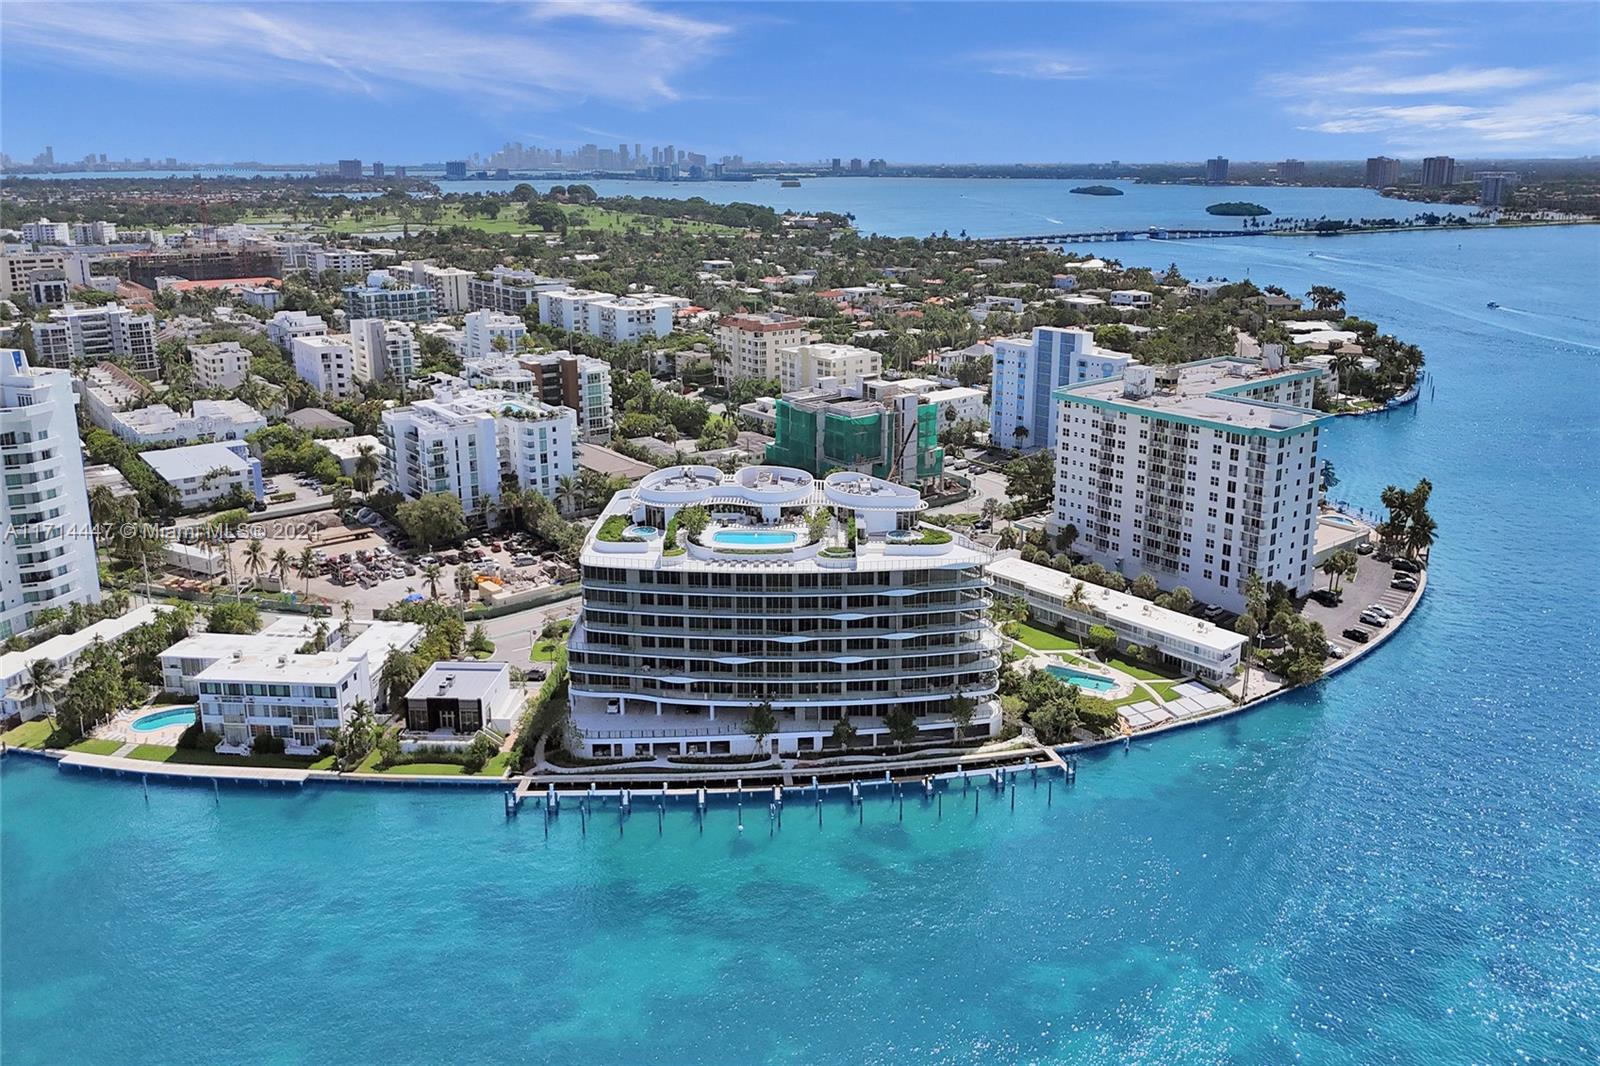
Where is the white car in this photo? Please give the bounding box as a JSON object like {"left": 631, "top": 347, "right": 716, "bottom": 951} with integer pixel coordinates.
{"left": 1359, "top": 611, "right": 1387, "bottom": 628}
{"left": 1365, "top": 605, "right": 1395, "bottom": 620}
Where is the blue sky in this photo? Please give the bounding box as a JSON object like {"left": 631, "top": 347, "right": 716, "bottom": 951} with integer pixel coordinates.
{"left": 3, "top": 1, "right": 1597, "bottom": 164}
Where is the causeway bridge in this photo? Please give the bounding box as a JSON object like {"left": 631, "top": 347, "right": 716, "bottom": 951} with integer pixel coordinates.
{"left": 1001, "top": 226, "right": 1269, "bottom": 246}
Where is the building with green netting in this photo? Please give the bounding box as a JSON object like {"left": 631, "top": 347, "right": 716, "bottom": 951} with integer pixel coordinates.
{"left": 765, "top": 386, "right": 944, "bottom": 486}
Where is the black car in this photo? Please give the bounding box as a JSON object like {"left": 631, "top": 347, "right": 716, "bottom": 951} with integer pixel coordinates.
{"left": 1309, "top": 588, "right": 1342, "bottom": 607}
{"left": 1342, "top": 627, "right": 1372, "bottom": 644}
{"left": 1392, "top": 558, "right": 1422, "bottom": 574}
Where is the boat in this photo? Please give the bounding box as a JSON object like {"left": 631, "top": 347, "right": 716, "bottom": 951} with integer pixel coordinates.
{"left": 1385, "top": 372, "right": 1424, "bottom": 409}
{"left": 1486, "top": 301, "right": 1499, "bottom": 308}
{"left": 780, "top": 179, "right": 801, "bottom": 187}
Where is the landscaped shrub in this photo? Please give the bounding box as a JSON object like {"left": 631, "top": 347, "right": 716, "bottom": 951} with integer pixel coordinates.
{"left": 252, "top": 734, "right": 287, "bottom": 755}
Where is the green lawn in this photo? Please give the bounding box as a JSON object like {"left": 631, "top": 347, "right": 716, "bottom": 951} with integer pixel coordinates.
{"left": 2, "top": 720, "right": 56, "bottom": 749}
{"left": 126, "top": 744, "right": 328, "bottom": 770}
{"left": 1145, "top": 680, "right": 1186, "bottom": 703}
{"left": 1105, "top": 655, "right": 1182, "bottom": 682}
{"left": 531, "top": 640, "right": 563, "bottom": 662}
{"left": 66, "top": 739, "right": 122, "bottom": 756}
{"left": 1009, "top": 623, "right": 1084, "bottom": 652}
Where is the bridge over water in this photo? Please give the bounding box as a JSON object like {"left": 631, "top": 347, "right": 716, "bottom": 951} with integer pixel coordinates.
{"left": 1001, "top": 226, "right": 1269, "bottom": 246}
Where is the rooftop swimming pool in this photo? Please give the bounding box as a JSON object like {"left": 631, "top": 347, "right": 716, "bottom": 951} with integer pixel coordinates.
{"left": 1044, "top": 665, "right": 1118, "bottom": 692}
{"left": 130, "top": 707, "right": 198, "bottom": 732}
{"left": 707, "top": 529, "right": 801, "bottom": 547}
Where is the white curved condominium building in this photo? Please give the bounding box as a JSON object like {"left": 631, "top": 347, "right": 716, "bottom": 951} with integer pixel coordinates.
{"left": 0, "top": 350, "right": 102, "bottom": 638}
{"left": 567, "top": 465, "right": 1001, "bottom": 757}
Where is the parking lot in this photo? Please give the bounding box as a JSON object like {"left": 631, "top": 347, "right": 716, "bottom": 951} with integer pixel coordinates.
{"left": 1302, "top": 550, "right": 1423, "bottom": 659}
{"left": 214, "top": 507, "right": 576, "bottom": 619}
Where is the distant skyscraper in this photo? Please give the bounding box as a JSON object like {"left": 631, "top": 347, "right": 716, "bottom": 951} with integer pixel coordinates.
{"left": 372, "top": 161, "right": 385, "bottom": 178}
{"left": 337, "top": 158, "right": 362, "bottom": 179}
{"left": 1205, "top": 157, "right": 1229, "bottom": 184}
{"left": 1421, "top": 156, "right": 1456, "bottom": 188}
{"left": 445, "top": 160, "right": 467, "bottom": 180}
{"left": 1364, "top": 156, "right": 1401, "bottom": 188}
{"left": 1479, "top": 172, "right": 1518, "bottom": 207}
{"left": 1277, "top": 159, "right": 1306, "bottom": 181}
{"left": 393, "top": 166, "right": 407, "bottom": 179}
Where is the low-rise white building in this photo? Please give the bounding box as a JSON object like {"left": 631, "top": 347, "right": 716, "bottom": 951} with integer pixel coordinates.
{"left": 988, "top": 555, "right": 1245, "bottom": 681}
{"left": 0, "top": 606, "right": 167, "bottom": 721}
{"left": 307, "top": 247, "right": 375, "bottom": 278}
{"left": 403, "top": 660, "right": 520, "bottom": 734}
{"left": 537, "top": 288, "right": 676, "bottom": 343}
{"left": 141, "top": 441, "right": 265, "bottom": 509}
{"left": 777, "top": 342, "right": 882, "bottom": 393}
{"left": 292, "top": 334, "right": 357, "bottom": 399}
{"left": 160, "top": 619, "right": 422, "bottom": 752}
{"left": 1110, "top": 289, "right": 1154, "bottom": 308}
{"left": 188, "top": 341, "right": 252, "bottom": 390}
{"left": 77, "top": 364, "right": 266, "bottom": 443}
{"left": 319, "top": 434, "right": 385, "bottom": 478}
{"left": 267, "top": 310, "right": 328, "bottom": 352}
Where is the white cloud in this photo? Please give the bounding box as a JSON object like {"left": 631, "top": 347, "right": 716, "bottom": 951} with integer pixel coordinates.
{"left": 0, "top": 1, "right": 732, "bottom": 109}
{"left": 974, "top": 51, "right": 1093, "bottom": 81}
{"left": 1265, "top": 65, "right": 1551, "bottom": 98}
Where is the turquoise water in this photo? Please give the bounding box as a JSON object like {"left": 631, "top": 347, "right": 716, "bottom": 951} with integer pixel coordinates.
{"left": 4, "top": 190, "right": 1599, "bottom": 1064}
{"left": 1044, "top": 665, "right": 1119, "bottom": 692}
{"left": 129, "top": 707, "right": 198, "bottom": 732}
{"left": 709, "top": 529, "right": 800, "bottom": 547}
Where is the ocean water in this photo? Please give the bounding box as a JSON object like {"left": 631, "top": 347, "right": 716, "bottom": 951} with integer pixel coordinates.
{"left": 4, "top": 191, "right": 1599, "bottom": 1065}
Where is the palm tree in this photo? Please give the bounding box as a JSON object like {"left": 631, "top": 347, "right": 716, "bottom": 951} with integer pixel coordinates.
{"left": 421, "top": 562, "right": 443, "bottom": 599}
{"left": 340, "top": 599, "right": 354, "bottom": 635}
{"left": 353, "top": 443, "right": 379, "bottom": 496}
{"left": 17, "top": 658, "right": 63, "bottom": 724}
{"left": 271, "top": 547, "right": 293, "bottom": 589}
{"left": 1307, "top": 285, "right": 1346, "bottom": 312}
{"left": 1404, "top": 511, "right": 1437, "bottom": 561}
{"left": 243, "top": 538, "right": 266, "bottom": 589}
{"left": 1067, "top": 581, "right": 1091, "bottom": 612}
{"left": 295, "top": 546, "right": 317, "bottom": 598}
{"left": 554, "top": 475, "right": 581, "bottom": 516}
{"left": 455, "top": 562, "right": 476, "bottom": 607}
{"left": 378, "top": 648, "right": 421, "bottom": 711}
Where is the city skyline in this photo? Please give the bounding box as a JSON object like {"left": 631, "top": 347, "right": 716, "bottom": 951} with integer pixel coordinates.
{"left": 3, "top": 1, "right": 1597, "bottom": 165}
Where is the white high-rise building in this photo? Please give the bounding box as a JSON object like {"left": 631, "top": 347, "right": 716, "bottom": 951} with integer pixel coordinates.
{"left": 0, "top": 349, "right": 103, "bottom": 639}
{"left": 381, "top": 386, "right": 577, "bottom": 520}
{"left": 1051, "top": 357, "right": 1326, "bottom": 613}
{"left": 397, "top": 262, "right": 474, "bottom": 313}
{"left": 777, "top": 342, "right": 882, "bottom": 393}
{"left": 566, "top": 466, "right": 1001, "bottom": 757}
{"left": 291, "top": 334, "right": 357, "bottom": 399}
{"left": 30, "top": 304, "right": 158, "bottom": 372}
{"left": 991, "top": 326, "right": 1131, "bottom": 452}
{"left": 461, "top": 309, "right": 526, "bottom": 360}
{"left": 307, "top": 247, "right": 375, "bottom": 277}
{"left": 348, "top": 319, "right": 417, "bottom": 386}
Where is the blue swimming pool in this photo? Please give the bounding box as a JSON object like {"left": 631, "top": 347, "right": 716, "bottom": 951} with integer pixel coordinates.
{"left": 130, "top": 707, "right": 198, "bottom": 732}
{"left": 709, "top": 529, "right": 800, "bottom": 547}
{"left": 1044, "top": 665, "right": 1118, "bottom": 692}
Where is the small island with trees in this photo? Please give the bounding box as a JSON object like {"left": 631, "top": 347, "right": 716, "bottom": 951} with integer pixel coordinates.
{"left": 1070, "top": 185, "right": 1124, "bottom": 196}
{"left": 1206, "top": 201, "right": 1272, "bottom": 216}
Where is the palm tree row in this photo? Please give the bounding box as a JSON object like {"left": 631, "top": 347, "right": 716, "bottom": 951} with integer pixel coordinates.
{"left": 1378, "top": 479, "right": 1437, "bottom": 561}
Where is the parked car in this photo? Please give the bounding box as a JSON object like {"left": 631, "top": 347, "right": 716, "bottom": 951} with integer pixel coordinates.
{"left": 1365, "top": 604, "right": 1395, "bottom": 620}
{"left": 1392, "top": 557, "right": 1422, "bottom": 574}
{"left": 1201, "top": 604, "right": 1226, "bottom": 621}
{"left": 1325, "top": 642, "right": 1347, "bottom": 659}
{"left": 1343, "top": 627, "right": 1371, "bottom": 644}
{"left": 1356, "top": 542, "right": 1374, "bottom": 555}
{"left": 1392, "top": 577, "right": 1419, "bottom": 592}
{"left": 1309, "top": 588, "right": 1342, "bottom": 607}
{"left": 1359, "top": 610, "right": 1387, "bottom": 628}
